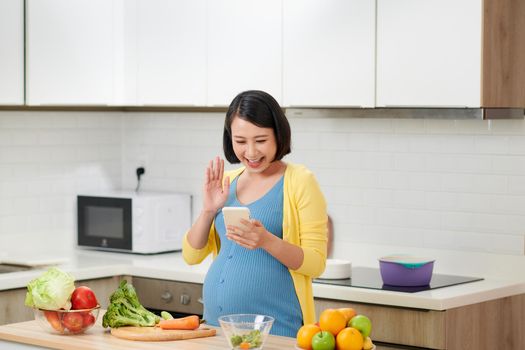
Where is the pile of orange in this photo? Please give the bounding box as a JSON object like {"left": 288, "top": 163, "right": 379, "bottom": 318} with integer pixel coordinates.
{"left": 296, "top": 307, "right": 374, "bottom": 350}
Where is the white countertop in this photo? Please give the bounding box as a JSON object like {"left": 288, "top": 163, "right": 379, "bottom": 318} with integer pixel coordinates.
{"left": 1, "top": 247, "right": 524, "bottom": 311}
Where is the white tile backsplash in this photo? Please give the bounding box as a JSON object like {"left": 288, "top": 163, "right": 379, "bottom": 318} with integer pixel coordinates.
{"left": 509, "top": 136, "right": 525, "bottom": 154}
{"left": 0, "top": 111, "right": 122, "bottom": 235}
{"left": 1, "top": 111, "right": 524, "bottom": 268}
{"left": 474, "top": 135, "right": 510, "bottom": 154}
{"left": 492, "top": 155, "right": 525, "bottom": 175}
{"left": 441, "top": 173, "right": 507, "bottom": 194}
{"left": 394, "top": 119, "right": 426, "bottom": 134}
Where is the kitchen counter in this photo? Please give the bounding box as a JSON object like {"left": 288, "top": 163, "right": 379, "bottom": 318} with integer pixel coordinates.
{"left": 1, "top": 248, "right": 524, "bottom": 311}
{"left": 0, "top": 317, "right": 296, "bottom": 350}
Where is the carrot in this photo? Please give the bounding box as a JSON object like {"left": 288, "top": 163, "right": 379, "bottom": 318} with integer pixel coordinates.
{"left": 158, "top": 315, "right": 200, "bottom": 330}
{"left": 43, "top": 310, "right": 64, "bottom": 332}
{"left": 239, "top": 342, "right": 251, "bottom": 349}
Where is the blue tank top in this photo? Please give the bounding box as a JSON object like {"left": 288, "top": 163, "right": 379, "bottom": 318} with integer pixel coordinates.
{"left": 202, "top": 175, "right": 303, "bottom": 337}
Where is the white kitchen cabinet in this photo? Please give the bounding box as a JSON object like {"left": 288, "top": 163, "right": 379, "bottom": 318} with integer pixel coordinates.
{"left": 133, "top": 0, "right": 206, "bottom": 106}
{"left": 376, "top": 0, "right": 482, "bottom": 107}
{"left": 0, "top": 0, "right": 24, "bottom": 105}
{"left": 283, "top": 0, "right": 375, "bottom": 108}
{"left": 26, "top": 0, "right": 117, "bottom": 105}
{"left": 207, "top": 0, "right": 282, "bottom": 106}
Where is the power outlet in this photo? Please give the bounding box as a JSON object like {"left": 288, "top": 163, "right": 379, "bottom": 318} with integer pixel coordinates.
{"left": 135, "top": 166, "right": 146, "bottom": 192}
{"left": 136, "top": 167, "right": 146, "bottom": 178}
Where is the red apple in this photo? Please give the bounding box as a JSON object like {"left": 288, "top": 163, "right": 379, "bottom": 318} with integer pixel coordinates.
{"left": 62, "top": 312, "right": 83, "bottom": 332}
{"left": 82, "top": 312, "right": 96, "bottom": 327}
{"left": 71, "top": 286, "right": 98, "bottom": 310}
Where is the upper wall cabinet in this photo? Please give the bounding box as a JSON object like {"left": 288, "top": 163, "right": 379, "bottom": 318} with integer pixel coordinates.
{"left": 283, "top": 0, "right": 375, "bottom": 108}
{"left": 26, "top": 0, "right": 116, "bottom": 105}
{"left": 0, "top": 0, "right": 24, "bottom": 105}
{"left": 133, "top": 0, "right": 206, "bottom": 106}
{"left": 377, "top": 0, "right": 525, "bottom": 108}
{"left": 481, "top": 0, "right": 525, "bottom": 108}
{"left": 376, "top": 0, "right": 481, "bottom": 107}
{"left": 16, "top": 0, "right": 525, "bottom": 108}
{"left": 207, "top": 0, "right": 282, "bottom": 106}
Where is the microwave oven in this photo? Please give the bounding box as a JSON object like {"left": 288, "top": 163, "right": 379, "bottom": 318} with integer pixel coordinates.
{"left": 77, "top": 191, "right": 191, "bottom": 254}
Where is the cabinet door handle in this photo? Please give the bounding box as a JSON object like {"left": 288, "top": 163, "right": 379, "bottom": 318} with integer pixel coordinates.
{"left": 197, "top": 297, "right": 203, "bottom": 304}
{"left": 161, "top": 291, "right": 173, "bottom": 303}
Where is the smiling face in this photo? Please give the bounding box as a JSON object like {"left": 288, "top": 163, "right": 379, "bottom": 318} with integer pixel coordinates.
{"left": 230, "top": 115, "right": 278, "bottom": 174}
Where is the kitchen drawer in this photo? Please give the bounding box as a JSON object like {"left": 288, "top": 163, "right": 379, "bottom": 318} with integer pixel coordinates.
{"left": 315, "top": 298, "right": 446, "bottom": 349}
{"left": 316, "top": 294, "right": 525, "bottom": 350}
{"left": 375, "top": 345, "right": 416, "bottom": 350}
{"left": 132, "top": 277, "right": 203, "bottom": 316}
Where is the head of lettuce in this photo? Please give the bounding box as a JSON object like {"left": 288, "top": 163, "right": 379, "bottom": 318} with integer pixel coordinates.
{"left": 25, "top": 267, "right": 75, "bottom": 310}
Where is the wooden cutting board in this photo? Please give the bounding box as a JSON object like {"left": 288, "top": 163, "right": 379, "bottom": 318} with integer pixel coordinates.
{"left": 0, "top": 319, "right": 297, "bottom": 350}
{"left": 110, "top": 326, "right": 216, "bottom": 341}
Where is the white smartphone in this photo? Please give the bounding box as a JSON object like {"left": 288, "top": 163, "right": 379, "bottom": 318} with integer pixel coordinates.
{"left": 222, "top": 207, "right": 251, "bottom": 230}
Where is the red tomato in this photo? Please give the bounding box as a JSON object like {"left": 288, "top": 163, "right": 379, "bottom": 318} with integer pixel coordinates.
{"left": 62, "top": 312, "right": 83, "bottom": 332}
{"left": 82, "top": 312, "right": 96, "bottom": 327}
{"left": 71, "top": 286, "right": 98, "bottom": 310}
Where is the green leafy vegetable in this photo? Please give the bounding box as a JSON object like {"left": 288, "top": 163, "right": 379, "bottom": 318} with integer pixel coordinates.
{"left": 230, "top": 334, "right": 243, "bottom": 346}
{"left": 161, "top": 311, "right": 174, "bottom": 320}
{"left": 25, "top": 267, "right": 75, "bottom": 310}
{"left": 230, "top": 330, "right": 262, "bottom": 348}
{"left": 102, "top": 279, "right": 160, "bottom": 328}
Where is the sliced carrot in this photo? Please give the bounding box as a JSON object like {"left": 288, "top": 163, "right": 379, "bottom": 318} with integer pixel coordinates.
{"left": 158, "top": 315, "right": 200, "bottom": 330}
{"left": 239, "top": 342, "right": 251, "bottom": 349}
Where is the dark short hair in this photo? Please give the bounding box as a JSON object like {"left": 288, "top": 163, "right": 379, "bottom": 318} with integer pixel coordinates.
{"left": 223, "top": 90, "right": 291, "bottom": 163}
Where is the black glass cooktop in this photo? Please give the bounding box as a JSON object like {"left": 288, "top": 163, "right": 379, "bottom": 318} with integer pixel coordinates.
{"left": 314, "top": 267, "right": 483, "bottom": 293}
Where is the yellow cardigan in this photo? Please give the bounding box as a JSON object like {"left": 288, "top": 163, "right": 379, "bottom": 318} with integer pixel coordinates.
{"left": 182, "top": 163, "right": 328, "bottom": 324}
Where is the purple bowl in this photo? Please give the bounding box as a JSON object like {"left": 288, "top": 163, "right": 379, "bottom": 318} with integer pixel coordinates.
{"left": 379, "top": 258, "right": 434, "bottom": 287}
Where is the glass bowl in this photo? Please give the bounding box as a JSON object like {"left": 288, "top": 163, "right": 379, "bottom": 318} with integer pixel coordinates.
{"left": 34, "top": 305, "right": 100, "bottom": 335}
{"left": 218, "top": 314, "right": 274, "bottom": 350}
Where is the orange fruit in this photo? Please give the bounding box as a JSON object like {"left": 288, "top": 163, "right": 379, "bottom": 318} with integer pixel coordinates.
{"left": 336, "top": 327, "right": 364, "bottom": 350}
{"left": 296, "top": 324, "right": 321, "bottom": 350}
{"left": 338, "top": 307, "right": 357, "bottom": 324}
{"left": 319, "top": 308, "right": 347, "bottom": 336}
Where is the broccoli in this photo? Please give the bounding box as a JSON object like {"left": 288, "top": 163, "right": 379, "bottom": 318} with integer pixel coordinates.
{"left": 102, "top": 279, "right": 161, "bottom": 328}
{"left": 161, "top": 311, "right": 174, "bottom": 320}
{"left": 229, "top": 330, "right": 262, "bottom": 348}
{"left": 230, "top": 335, "right": 243, "bottom": 346}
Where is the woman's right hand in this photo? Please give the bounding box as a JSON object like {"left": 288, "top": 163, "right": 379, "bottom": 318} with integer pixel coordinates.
{"left": 202, "top": 156, "right": 230, "bottom": 213}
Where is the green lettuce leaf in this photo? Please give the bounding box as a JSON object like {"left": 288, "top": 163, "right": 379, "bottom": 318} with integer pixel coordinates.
{"left": 25, "top": 267, "right": 75, "bottom": 310}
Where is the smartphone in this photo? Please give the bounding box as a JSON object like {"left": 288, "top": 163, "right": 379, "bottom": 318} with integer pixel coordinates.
{"left": 222, "top": 207, "right": 250, "bottom": 230}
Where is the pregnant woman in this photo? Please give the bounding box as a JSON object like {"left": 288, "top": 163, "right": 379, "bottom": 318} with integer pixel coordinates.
{"left": 182, "top": 90, "right": 328, "bottom": 337}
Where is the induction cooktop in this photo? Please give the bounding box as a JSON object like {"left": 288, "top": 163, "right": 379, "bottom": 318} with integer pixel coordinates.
{"left": 314, "top": 266, "right": 483, "bottom": 293}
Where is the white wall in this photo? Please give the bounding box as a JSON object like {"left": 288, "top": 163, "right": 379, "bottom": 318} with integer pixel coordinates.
{"left": 121, "top": 112, "right": 525, "bottom": 253}
{"left": 1, "top": 110, "right": 524, "bottom": 279}
{"left": 0, "top": 111, "right": 122, "bottom": 245}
